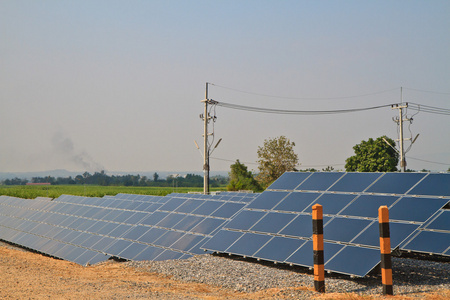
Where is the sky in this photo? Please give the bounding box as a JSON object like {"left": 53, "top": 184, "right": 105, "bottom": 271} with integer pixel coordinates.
{"left": 1, "top": 0, "right": 449, "bottom": 175}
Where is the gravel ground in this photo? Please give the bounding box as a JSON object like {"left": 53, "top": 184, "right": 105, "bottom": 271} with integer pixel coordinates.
{"left": 126, "top": 253, "right": 450, "bottom": 298}
{"left": 2, "top": 241, "right": 449, "bottom": 299}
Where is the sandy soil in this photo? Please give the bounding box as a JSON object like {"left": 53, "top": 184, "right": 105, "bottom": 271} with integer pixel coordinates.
{"left": 1, "top": 245, "right": 448, "bottom": 300}
{"left": 0, "top": 245, "right": 311, "bottom": 299}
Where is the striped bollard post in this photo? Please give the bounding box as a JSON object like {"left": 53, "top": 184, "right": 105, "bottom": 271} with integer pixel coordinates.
{"left": 312, "top": 204, "right": 325, "bottom": 293}
{"left": 379, "top": 205, "right": 393, "bottom": 295}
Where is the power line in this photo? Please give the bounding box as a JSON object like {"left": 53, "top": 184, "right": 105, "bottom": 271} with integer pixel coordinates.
{"left": 210, "top": 156, "right": 345, "bottom": 168}
{"left": 211, "top": 83, "right": 399, "bottom": 100}
{"left": 408, "top": 103, "right": 450, "bottom": 116}
{"left": 407, "top": 156, "right": 450, "bottom": 166}
{"left": 212, "top": 100, "right": 394, "bottom": 115}
{"left": 403, "top": 87, "right": 450, "bottom": 95}
{"left": 210, "top": 156, "right": 258, "bottom": 165}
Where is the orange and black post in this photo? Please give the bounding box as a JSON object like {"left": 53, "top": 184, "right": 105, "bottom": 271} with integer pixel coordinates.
{"left": 312, "top": 204, "right": 325, "bottom": 293}
{"left": 379, "top": 205, "right": 393, "bottom": 295}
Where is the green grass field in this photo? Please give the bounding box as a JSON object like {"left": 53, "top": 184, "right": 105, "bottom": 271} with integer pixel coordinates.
{"left": 0, "top": 185, "right": 227, "bottom": 199}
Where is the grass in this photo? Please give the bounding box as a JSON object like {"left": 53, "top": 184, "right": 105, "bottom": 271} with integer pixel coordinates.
{"left": 0, "top": 185, "right": 227, "bottom": 199}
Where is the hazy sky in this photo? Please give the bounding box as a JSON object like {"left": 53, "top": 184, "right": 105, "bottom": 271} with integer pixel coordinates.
{"left": 1, "top": 0, "right": 449, "bottom": 174}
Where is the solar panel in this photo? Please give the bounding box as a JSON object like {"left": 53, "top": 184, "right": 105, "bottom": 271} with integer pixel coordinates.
{"left": 338, "top": 195, "right": 399, "bottom": 218}
{"left": 202, "top": 172, "right": 450, "bottom": 277}
{"left": 268, "top": 172, "right": 311, "bottom": 190}
{"left": 0, "top": 192, "right": 255, "bottom": 265}
{"left": 389, "top": 197, "right": 448, "bottom": 223}
{"left": 407, "top": 173, "right": 450, "bottom": 196}
{"left": 285, "top": 241, "right": 344, "bottom": 268}
{"left": 424, "top": 210, "right": 450, "bottom": 231}
{"left": 401, "top": 231, "right": 450, "bottom": 255}
{"left": 225, "top": 232, "right": 273, "bottom": 257}
{"left": 250, "top": 212, "right": 296, "bottom": 234}
{"left": 1, "top": 173, "right": 448, "bottom": 275}
{"left": 365, "top": 173, "right": 427, "bottom": 194}
{"left": 324, "top": 245, "right": 381, "bottom": 277}
{"left": 254, "top": 236, "right": 305, "bottom": 263}
{"left": 328, "top": 172, "right": 383, "bottom": 193}
{"left": 295, "top": 172, "right": 345, "bottom": 191}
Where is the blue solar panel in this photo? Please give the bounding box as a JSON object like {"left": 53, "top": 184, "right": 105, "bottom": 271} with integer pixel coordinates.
{"left": 295, "top": 172, "right": 345, "bottom": 191}
{"left": 1, "top": 173, "right": 448, "bottom": 274}
{"left": 225, "top": 233, "right": 272, "bottom": 257}
{"left": 201, "top": 230, "right": 244, "bottom": 253}
{"left": 389, "top": 197, "right": 448, "bottom": 222}
{"left": 407, "top": 173, "right": 450, "bottom": 196}
{"left": 401, "top": 231, "right": 450, "bottom": 255}
{"left": 246, "top": 191, "right": 289, "bottom": 210}
{"left": 338, "top": 195, "right": 399, "bottom": 218}
{"left": 202, "top": 173, "right": 449, "bottom": 277}
{"left": 352, "top": 221, "right": 420, "bottom": 248}
{"left": 273, "top": 192, "right": 320, "bottom": 213}
{"left": 250, "top": 212, "right": 296, "bottom": 234}
{"left": 424, "top": 210, "right": 450, "bottom": 231}
{"left": 224, "top": 210, "right": 266, "bottom": 231}
{"left": 118, "top": 242, "right": 149, "bottom": 260}
{"left": 268, "top": 172, "right": 311, "bottom": 190}
{"left": 285, "top": 241, "right": 344, "bottom": 268}
{"left": 210, "top": 202, "right": 245, "bottom": 218}
{"left": 328, "top": 172, "right": 383, "bottom": 192}
{"left": 324, "top": 218, "right": 372, "bottom": 243}
{"left": 254, "top": 236, "right": 305, "bottom": 263}
{"left": 306, "top": 193, "right": 357, "bottom": 215}
{"left": 366, "top": 173, "right": 427, "bottom": 194}
{"left": 190, "top": 217, "right": 226, "bottom": 235}
{"left": 324, "top": 245, "right": 381, "bottom": 277}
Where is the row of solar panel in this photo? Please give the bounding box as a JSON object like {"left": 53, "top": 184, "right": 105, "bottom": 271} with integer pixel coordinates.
{"left": 109, "top": 192, "right": 257, "bottom": 203}
{"left": 2, "top": 195, "right": 253, "bottom": 220}
{"left": 0, "top": 172, "right": 448, "bottom": 278}
{"left": 0, "top": 192, "right": 257, "bottom": 266}
{"left": 202, "top": 172, "right": 450, "bottom": 276}
{"left": 245, "top": 191, "right": 448, "bottom": 223}
{"left": 401, "top": 208, "right": 450, "bottom": 255}
{"left": 202, "top": 230, "right": 382, "bottom": 277}
{"left": 268, "top": 172, "right": 450, "bottom": 196}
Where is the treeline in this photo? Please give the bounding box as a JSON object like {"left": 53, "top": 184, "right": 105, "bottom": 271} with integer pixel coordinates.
{"left": 1, "top": 171, "right": 228, "bottom": 187}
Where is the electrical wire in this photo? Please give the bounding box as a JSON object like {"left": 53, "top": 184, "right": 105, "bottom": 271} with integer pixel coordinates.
{"left": 212, "top": 100, "right": 394, "bottom": 115}
{"left": 210, "top": 83, "right": 399, "bottom": 100}
{"left": 408, "top": 103, "right": 450, "bottom": 115}
{"left": 210, "top": 157, "right": 258, "bottom": 165}
{"left": 210, "top": 157, "right": 346, "bottom": 168}
{"left": 403, "top": 87, "right": 450, "bottom": 95}
{"left": 407, "top": 156, "right": 450, "bottom": 166}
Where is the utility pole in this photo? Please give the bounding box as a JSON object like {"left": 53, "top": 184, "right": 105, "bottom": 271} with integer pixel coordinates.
{"left": 202, "top": 82, "right": 210, "bottom": 194}
{"left": 391, "top": 87, "right": 410, "bottom": 172}
{"left": 198, "top": 82, "right": 221, "bottom": 194}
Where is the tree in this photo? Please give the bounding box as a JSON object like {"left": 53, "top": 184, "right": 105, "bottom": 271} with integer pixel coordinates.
{"left": 153, "top": 172, "right": 159, "bottom": 182}
{"left": 256, "top": 136, "right": 299, "bottom": 188}
{"left": 227, "top": 160, "right": 262, "bottom": 192}
{"left": 322, "top": 166, "right": 335, "bottom": 172}
{"left": 345, "top": 136, "right": 399, "bottom": 172}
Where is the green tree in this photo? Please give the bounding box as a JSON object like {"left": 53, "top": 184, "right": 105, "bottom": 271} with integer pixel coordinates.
{"left": 322, "top": 166, "right": 335, "bottom": 172}
{"left": 256, "top": 136, "right": 299, "bottom": 188}
{"left": 153, "top": 172, "right": 159, "bottom": 182}
{"left": 227, "top": 160, "right": 262, "bottom": 192}
{"left": 345, "top": 136, "right": 399, "bottom": 172}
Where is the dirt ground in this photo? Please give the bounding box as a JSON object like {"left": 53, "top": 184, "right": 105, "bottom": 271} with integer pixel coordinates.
{"left": 1, "top": 245, "right": 448, "bottom": 300}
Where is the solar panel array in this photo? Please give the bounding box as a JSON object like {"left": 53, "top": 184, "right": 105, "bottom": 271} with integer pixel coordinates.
{"left": 1, "top": 173, "right": 448, "bottom": 277}
{"left": 0, "top": 192, "right": 257, "bottom": 265}
{"left": 202, "top": 172, "right": 450, "bottom": 277}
